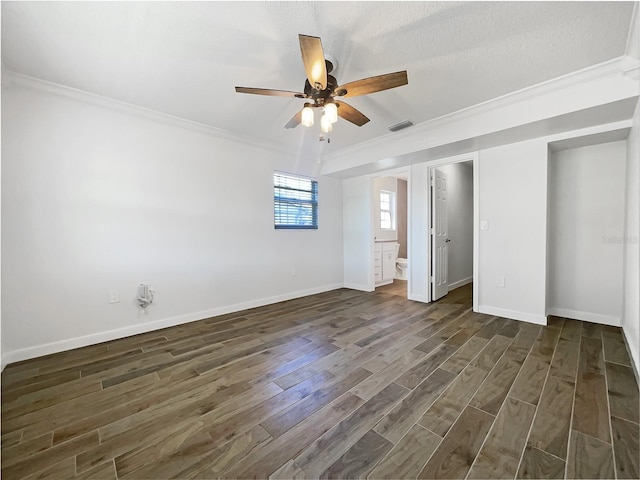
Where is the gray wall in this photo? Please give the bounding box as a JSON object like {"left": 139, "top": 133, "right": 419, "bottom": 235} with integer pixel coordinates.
{"left": 437, "top": 162, "right": 473, "bottom": 288}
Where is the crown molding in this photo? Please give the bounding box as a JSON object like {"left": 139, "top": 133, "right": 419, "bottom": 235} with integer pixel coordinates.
{"left": 322, "top": 55, "right": 640, "bottom": 167}
{"left": 1, "top": 69, "right": 296, "bottom": 158}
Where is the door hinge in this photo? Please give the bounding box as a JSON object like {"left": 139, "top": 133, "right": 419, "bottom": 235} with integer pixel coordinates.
{"left": 430, "top": 227, "right": 434, "bottom": 235}
{"left": 430, "top": 276, "right": 434, "bottom": 283}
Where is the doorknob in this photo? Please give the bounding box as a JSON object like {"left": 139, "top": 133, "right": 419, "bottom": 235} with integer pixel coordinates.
{"left": 445, "top": 239, "right": 451, "bottom": 243}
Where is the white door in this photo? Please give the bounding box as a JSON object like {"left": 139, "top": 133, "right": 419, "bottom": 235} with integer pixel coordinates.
{"left": 431, "top": 169, "right": 449, "bottom": 301}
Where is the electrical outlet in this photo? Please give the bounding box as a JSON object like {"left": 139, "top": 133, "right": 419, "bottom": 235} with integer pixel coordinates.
{"left": 109, "top": 290, "right": 120, "bottom": 303}
{"left": 497, "top": 277, "right": 505, "bottom": 288}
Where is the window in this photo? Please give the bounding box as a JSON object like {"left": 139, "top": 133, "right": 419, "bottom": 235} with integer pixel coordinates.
{"left": 380, "top": 190, "right": 395, "bottom": 230}
{"left": 274, "top": 172, "right": 318, "bottom": 229}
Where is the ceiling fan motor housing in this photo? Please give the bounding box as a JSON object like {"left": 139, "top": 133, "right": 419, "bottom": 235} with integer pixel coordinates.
{"left": 304, "top": 74, "right": 338, "bottom": 105}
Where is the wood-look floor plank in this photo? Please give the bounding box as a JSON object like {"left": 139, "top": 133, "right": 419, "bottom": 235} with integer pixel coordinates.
{"left": 602, "top": 329, "right": 632, "bottom": 366}
{"left": 21, "top": 457, "right": 76, "bottom": 480}
{"left": 605, "top": 362, "right": 639, "bottom": 423}
{"left": 527, "top": 376, "right": 575, "bottom": 459}
{"left": 319, "top": 430, "right": 393, "bottom": 479}
{"left": 517, "top": 445, "right": 565, "bottom": 479}
{"left": 510, "top": 355, "right": 551, "bottom": 406}
{"left": 291, "top": 383, "right": 408, "bottom": 478}
{"left": 418, "top": 335, "right": 512, "bottom": 436}
{"left": 468, "top": 397, "right": 536, "bottom": 479}
{"left": 270, "top": 459, "right": 306, "bottom": 479}
{"left": 374, "top": 368, "right": 456, "bottom": 443}
{"left": 440, "top": 336, "right": 489, "bottom": 375}
{"left": 350, "top": 349, "right": 426, "bottom": 401}
{"left": 611, "top": 416, "right": 640, "bottom": 479}
{"left": 566, "top": 430, "right": 615, "bottom": 479}
{"left": 1, "top": 430, "right": 23, "bottom": 449}
{"left": 220, "top": 393, "right": 365, "bottom": 479}
{"left": 9, "top": 370, "right": 161, "bottom": 441}
{"left": 573, "top": 371, "right": 611, "bottom": 443}
{"left": 581, "top": 322, "right": 603, "bottom": 339}
{"left": 559, "top": 319, "right": 582, "bottom": 342}
{"left": 549, "top": 338, "right": 580, "bottom": 382}
{"left": 470, "top": 351, "right": 525, "bottom": 415}
{"left": 75, "top": 460, "right": 118, "bottom": 479}
{"left": 123, "top": 424, "right": 270, "bottom": 479}
{"left": 114, "top": 426, "right": 211, "bottom": 478}
{"left": 1, "top": 432, "right": 53, "bottom": 468}
{"left": 528, "top": 327, "right": 559, "bottom": 359}
{"left": 75, "top": 380, "right": 280, "bottom": 473}
{"left": 261, "top": 367, "right": 371, "bottom": 438}
{"left": 367, "top": 424, "right": 441, "bottom": 479}
{"left": 418, "top": 405, "right": 495, "bottom": 479}
{"left": 206, "top": 371, "right": 334, "bottom": 447}
{"left": 1, "top": 431, "right": 99, "bottom": 480}
{"left": 394, "top": 343, "right": 459, "bottom": 390}
{"left": 579, "top": 337, "right": 604, "bottom": 375}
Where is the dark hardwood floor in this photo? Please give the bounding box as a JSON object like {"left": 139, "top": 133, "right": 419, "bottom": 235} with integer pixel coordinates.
{"left": 1, "top": 283, "right": 638, "bottom": 479}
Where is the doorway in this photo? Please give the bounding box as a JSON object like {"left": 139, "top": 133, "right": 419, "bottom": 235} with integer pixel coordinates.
{"left": 429, "top": 159, "right": 475, "bottom": 303}
{"left": 372, "top": 169, "right": 410, "bottom": 298}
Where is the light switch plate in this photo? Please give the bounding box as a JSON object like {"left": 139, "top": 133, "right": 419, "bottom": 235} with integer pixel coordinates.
{"left": 497, "top": 277, "right": 505, "bottom": 288}
{"left": 109, "top": 290, "right": 120, "bottom": 303}
{"left": 481, "top": 220, "right": 489, "bottom": 231}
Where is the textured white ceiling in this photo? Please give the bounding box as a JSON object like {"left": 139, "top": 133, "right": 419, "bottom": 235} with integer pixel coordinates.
{"left": 1, "top": 2, "right": 635, "bottom": 157}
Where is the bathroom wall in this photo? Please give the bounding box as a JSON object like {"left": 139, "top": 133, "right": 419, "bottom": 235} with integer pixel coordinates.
{"left": 397, "top": 179, "right": 408, "bottom": 258}
{"left": 373, "top": 176, "right": 397, "bottom": 242}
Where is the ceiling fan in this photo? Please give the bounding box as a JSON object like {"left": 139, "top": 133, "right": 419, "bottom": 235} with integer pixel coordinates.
{"left": 235, "top": 34, "right": 408, "bottom": 135}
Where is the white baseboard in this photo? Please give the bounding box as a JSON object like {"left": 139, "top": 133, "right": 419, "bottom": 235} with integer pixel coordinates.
{"left": 477, "top": 305, "right": 547, "bottom": 325}
{"left": 621, "top": 327, "right": 640, "bottom": 384}
{"left": 546, "top": 307, "right": 621, "bottom": 327}
{"left": 343, "top": 283, "right": 374, "bottom": 292}
{"left": 1, "top": 283, "right": 344, "bottom": 369}
{"left": 448, "top": 276, "right": 473, "bottom": 291}
{"left": 408, "top": 293, "right": 428, "bottom": 303}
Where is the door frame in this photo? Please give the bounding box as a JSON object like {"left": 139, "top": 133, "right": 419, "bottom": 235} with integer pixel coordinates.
{"left": 368, "top": 167, "right": 411, "bottom": 296}
{"left": 426, "top": 152, "right": 479, "bottom": 311}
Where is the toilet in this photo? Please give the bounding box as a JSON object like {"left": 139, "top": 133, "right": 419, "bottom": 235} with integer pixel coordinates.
{"left": 395, "top": 243, "right": 408, "bottom": 280}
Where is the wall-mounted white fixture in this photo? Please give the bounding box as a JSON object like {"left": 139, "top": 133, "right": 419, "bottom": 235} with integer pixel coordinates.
{"left": 137, "top": 284, "right": 154, "bottom": 310}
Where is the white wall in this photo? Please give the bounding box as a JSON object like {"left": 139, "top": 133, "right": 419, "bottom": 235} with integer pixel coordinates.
{"left": 436, "top": 163, "right": 473, "bottom": 289}
{"left": 373, "top": 177, "right": 397, "bottom": 242}
{"left": 343, "top": 176, "right": 373, "bottom": 291}
{"left": 547, "top": 141, "right": 627, "bottom": 326}
{"left": 1, "top": 78, "right": 344, "bottom": 366}
{"left": 623, "top": 101, "right": 640, "bottom": 373}
{"left": 477, "top": 139, "right": 548, "bottom": 324}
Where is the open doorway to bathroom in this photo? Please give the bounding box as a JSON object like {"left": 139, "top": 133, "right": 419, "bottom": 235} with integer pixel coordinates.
{"left": 373, "top": 170, "right": 409, "bottom": 298}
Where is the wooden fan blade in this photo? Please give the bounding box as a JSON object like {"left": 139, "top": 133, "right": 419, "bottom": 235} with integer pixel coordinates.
{"left": 336, "top": 71, "right": 408, "bottom": 98}
{"left": 235, "top": 87, "right": 305, "bottom": 98}
{"left": 285, "top": 110, "right": 302, "bottom": 129}
{"left": 335, "top": 101, "right": 370, "bottom": 126}
{"left": 299, "top": 34, "right": 327, "bottom": 90}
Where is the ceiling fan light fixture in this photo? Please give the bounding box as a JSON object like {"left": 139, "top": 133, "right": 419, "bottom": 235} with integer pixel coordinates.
{"left": 320, "top": 112, "right": 332, "bottom": 133}
{"left": 325, "top": 102, "right": 338, "bottom": 123}
{"left": 301, "top": 106, "right": 314, "bottom": 127}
